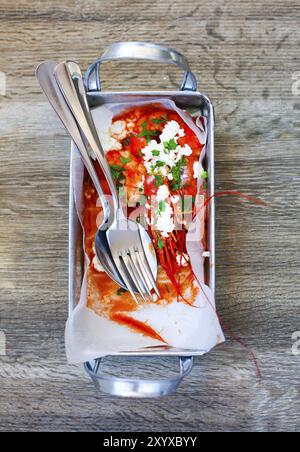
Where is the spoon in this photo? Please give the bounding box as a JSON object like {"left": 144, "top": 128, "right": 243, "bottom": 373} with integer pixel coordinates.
{"left": 54, "top": 62, "right": 159, "bottom": 301}
{"left": 36, "top": 60, "right": 127, "bottom": 289}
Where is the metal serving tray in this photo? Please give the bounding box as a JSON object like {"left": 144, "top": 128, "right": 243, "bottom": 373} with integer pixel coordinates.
{"left": 68, "top": 42, "right": 215, "bottom": 397}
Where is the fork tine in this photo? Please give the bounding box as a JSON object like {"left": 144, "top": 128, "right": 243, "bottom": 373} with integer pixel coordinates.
{"left": 130, "top": 250, "right": 153, "bottom": 300}
{"left": 115, "top": 256, "right": 139, "bottom": 304}
{"left": 135, "top": 247, "right": 161, "bottom": 297}
{"left": 122, "top": 251, "right": 148, "bottom": 303}
{"left": 133, "top": 250, "right": 155, "bottom": 299}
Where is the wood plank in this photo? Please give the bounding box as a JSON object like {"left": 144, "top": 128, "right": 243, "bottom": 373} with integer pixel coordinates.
{"left": 0, "top": 0, "right": 299, "bottom": 432}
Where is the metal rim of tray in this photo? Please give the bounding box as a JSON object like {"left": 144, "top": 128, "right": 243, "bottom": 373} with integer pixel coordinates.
{"left": 68, "top": 42, "right": 215, "bottom": 397}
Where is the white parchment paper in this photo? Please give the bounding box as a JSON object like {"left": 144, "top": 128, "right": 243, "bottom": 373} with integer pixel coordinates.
{"left": 65, "top": 99, "right": 224, "bottom": 364}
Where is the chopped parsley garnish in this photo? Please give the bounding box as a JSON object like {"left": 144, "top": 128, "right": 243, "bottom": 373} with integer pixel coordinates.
{"left": 120, "top": 155, "right": 132, "bottom": 165}
{"left": 138, "top": 122, "right": 158, "bottom": 143}
{"left": 110, "top": 165, "right": 125, "bottom": 182}
{"left": 152, "top": 150, "right": 160, "bottom": 157}
{"left": 171, "top": 157, "right": 186, "bottom": 186}
{"left": 170, "top": 181, "right": 181, "bottom": 191}
{"left": 164, "top": 138, "right": 177, "bottom": 152}
{"left": 154, "top": 175, "right": 164, "bottom": 187}
{"left": 151, "top": 114, "right": 169, "bottom": 125}
{"left": 117, "top": 288, "right": 126, "bottom": 296}
{"left": 158, "top": 200, "right": 167, "bottom": 215}
{"left": 201, "top": 170, "right": 208, "bottom": 179}
{"left": 138, "top": 187, "right": 144, "bottom": 193}
{"left": 123, "top": 137, "right": 131, "bottom": 146}
{"left": 157, "top": 237, "right": 165, "bottom": 250}
{"left": 152, "top": 118, "right": 164, "bottom": 124}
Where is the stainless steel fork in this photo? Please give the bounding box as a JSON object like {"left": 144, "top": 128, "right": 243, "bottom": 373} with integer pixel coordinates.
{"left": 54, "top": 61, "right": 160, "bottom": 303}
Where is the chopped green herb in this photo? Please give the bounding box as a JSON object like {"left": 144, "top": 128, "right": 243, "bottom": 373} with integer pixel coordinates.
{"left": 155, "top": 175, "right": 164, "bottom": 187}
{"left": 171, "top": 157, "right": 186, "bottom": 184}
{"left": 170, "top": 181, "right": 181, "bottom": 191}
{"left": 157, "top": 237, "right": 165, "bottom": 250}
{"left": 201, "top": 170, "right": 208, "bottom": 179}
{"left": 117, "top": 288, "right": 126, "bottom": 296}
{"left": 152, "top": 150, "right": 160, "bottom": 157}
{"left": 151, "top": 114, "right": 169, "bottom": 125}
{"left": 123, "top": 137, "right": 131, "bottom": 146}
{"left": 110, "top": 164, "right": 125, "bottom": 171}
{"left": 158, "top": 200, "right": 167, "bottom": 215}
{"left": 138, "top": 187, "right": 144, "bottom": 193}
{"left": 169, "top": 138, "right": 178, "bottom": 150}
{"left": 110, "top": 165, "right": 125, "bottom": 182}
{"left": 171, "top": 166, "right": 180, "bottom": 182}
{"left": 138, "top": 122, "right": 159, "bottom": 143}
{"left": 155, "top": 161, "right": 165, "bottom": 167}
{"left": 120, "top": 156, "right": 132, "bottom": 165}
{"left": 164, "top": 138, "right": 177, "bottom": 152}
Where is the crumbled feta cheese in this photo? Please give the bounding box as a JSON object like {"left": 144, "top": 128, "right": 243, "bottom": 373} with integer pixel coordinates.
{"left": 110, "top": 120, "right": 126, "bottom": 139}
{"left": 139, "top": 119, "right": 197, "bottom": 237}
{"left": 177, "top": 144, "right": 193, "bottom": 160}
{"left": 142, "top": 140, "right": 164, "bottom": 162}
{"left": 176, "top": 253, "right": 190, "bottom": 267}
{"left": 99, "top": 131, "right": 122, "bottom": 153}
{"left": 160, "top": 120, "right": 185, "bottom": 143}
{"left": 141, "top": 121, "right": 191, "bottom": 181}
{"left": 156, "top": 202, "right": 175, "bottom": 237}
{"left": 97, "top": 119, "right": 127, "bottom": 152}
{"left": 193, "top": 161, "right": 204, "bottom": 179}
{"left": 171, "top": 195, "right": 180, "bottom": 204}
{"left": 92, "top": 255, "right": 105, "bottom": 272}
{"left": 157, "top": 184, "right": 170, "bottom": 202}
{"left": 160, "top": 167, "right": 168, "bottom": 177}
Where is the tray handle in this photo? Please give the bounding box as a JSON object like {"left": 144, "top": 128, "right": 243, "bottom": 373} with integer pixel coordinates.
{"left": 84, "top": 356, "right": 193, "bottom": 398}
{"left": 85, "top": 41, "right": 197, "bottom": 92}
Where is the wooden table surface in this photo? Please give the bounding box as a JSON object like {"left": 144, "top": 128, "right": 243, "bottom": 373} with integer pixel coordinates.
{"left": 0, "top": 0, "right": 299, "bottom": 432}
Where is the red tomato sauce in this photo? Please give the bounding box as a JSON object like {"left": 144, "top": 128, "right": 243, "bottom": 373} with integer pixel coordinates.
{"left": 83, "top": 105, "right": 206, "bottom": 341}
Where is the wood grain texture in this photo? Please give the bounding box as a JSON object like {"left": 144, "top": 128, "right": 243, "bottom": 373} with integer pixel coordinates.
{"left": 0, "top": 0, "right": 299, "bottom": 432}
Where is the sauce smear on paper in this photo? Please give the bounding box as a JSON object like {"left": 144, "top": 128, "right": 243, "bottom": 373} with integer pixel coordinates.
{"left": 83, "top": 105, "right": 206, "bottom": 340}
